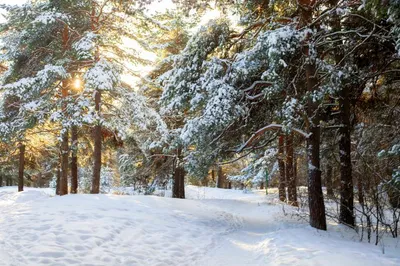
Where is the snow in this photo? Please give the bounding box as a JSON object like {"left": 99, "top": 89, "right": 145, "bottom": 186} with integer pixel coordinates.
{"left": 1, "top": 186, "right": 399, "bottom": 266}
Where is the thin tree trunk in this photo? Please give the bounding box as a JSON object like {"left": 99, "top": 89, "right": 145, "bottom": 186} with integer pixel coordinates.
{"left": 71, "top": 125, "right": 78, "bottom": 194}
{"left": 37, "top": 172, "right": 43, "bottom": 187}
{"left": 201, "top": 176, "right": 209, "bottom": 187}
{"left": 91, "top": 90, "right": 102, "bottom": 194}
{"left": 0, "top": 175, "right": 2, "bottom": 187}
{"left": 172, "top": 149, "right": 185, "bottom": 198}
{"left": 326, "top": 164, "right": 334, "bottom": 198}
{"left": 293, "top": 152, "right": 297, "bottom": 188}
{"left": 90, "top": 3, "right": 102, "bottom": 194}
{"left": 59, "top": 24, "right": 70, "bottom": 196}
{"left": 18, "top": 143, "right": 25, "bottom": 192}
{"left": 60, "top": 125, "right": 69, "bottom": 195}
{"left": 357, "top": 171, "right": 364, "bottom": 206}
{"left": 217, "top": 166, "right": 225, "bottom": 189}
{"left": 56, "top": 165, "right": 61, "bottom": 195}
{"left": 260, "top": 182, "right": 264, "bottom": 189}
{"left": 286, "top": 133, "right": 298, "bottom": 206}
{"left": 278, "top": 135, "right": 286, "bottom": 202}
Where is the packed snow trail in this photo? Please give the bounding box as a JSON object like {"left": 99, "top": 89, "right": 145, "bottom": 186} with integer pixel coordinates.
{"left": 0, "top": 186, "right": 399, "bottom": 266}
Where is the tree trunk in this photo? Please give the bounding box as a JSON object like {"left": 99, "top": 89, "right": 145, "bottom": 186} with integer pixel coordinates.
{"left": 59, "top": 24, "right": 69, "bottom": 196}
{"left": 306, "top": 117, "right": 326, "bottom": 230}
{"left": 71, "top": 125, "right": 78, "bottom": 194}
{"left": 338, "top": 91, "right": 354, "bottom": 226}
{"left": 201, "top": 176, "right": 209, "bottom": 187}
{"left": 91, "top": 90, "right": 102, "bottom": 194}
{"left": 60, "top": 125, "right": 69, "bottom": 196}
{"left": 356, "top": 171, "right": 364, "bottom": 206}
{"left": 56, "top": 165, "right": 61, "bottom": 195}
{"left": 300, "top": 0, "right": 327, "bottom": 231}
{"left": 0, "top": 175, "right": 2, "bottom": 187}
{"left": 293, "top": 152, "right": 297, "bottom": 188}
{"left": 18, "top": 143, "right": 25, "bottom": 192}
{"left": 329, "top": 0, "right": 354, "bottom": 226}
{"left": 172, "top": 149, "right": 185, "bottom": 198}
{"left": 278, "top": 135, "right": 286, "bottom": 202}
{"left": 260, "top": 182, "right": 264, "bottom": 189}
{"left": 286, "top": 133, "right": 298, "bottom": 206}
{"left": 37, "top": 172, "right": 43, "bottom": 187}
{"left": 217, "top": 166, "right": 225, "bottom": 188}
{"left": 326, "top": 164, "right": 334, "bottom": 198}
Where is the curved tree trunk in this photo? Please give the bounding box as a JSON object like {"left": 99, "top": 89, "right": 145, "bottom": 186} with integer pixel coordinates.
{"left": 278, "top": 135, "right": 286, "bottom": 202}
{"left": 18, "top": 143, "right": 25, "bottom": 192}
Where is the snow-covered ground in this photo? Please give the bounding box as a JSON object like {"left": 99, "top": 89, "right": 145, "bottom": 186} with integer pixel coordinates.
{"left": 0, "top": 186, "right": 399, "bottom": 266}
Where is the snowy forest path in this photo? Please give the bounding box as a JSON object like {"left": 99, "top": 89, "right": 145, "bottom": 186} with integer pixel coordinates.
{"left": 187, "top": 188, "right": 400, "bottom": 266}
{"left": 1, "top": 187, "right": 399, "bottom": 266}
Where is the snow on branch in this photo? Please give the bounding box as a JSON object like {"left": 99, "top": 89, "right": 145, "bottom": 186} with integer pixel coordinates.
{"left": 237, "top": 123, "right": 311, "bottom": 152}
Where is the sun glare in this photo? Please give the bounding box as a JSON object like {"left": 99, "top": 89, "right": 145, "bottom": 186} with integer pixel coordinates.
{"left": 73, "top": 78, "right": 82, "bottom": 90}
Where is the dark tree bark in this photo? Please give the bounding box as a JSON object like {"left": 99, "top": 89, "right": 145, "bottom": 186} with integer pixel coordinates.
{"left": 90, "top": 6, "right": 102, "bottom": 194}
{"left": 300, "top": 0, "right": 327, "bottom": 231}
{"left": 56, "top": 165, "right": 61, "bottom": 196}
{"left": 278, "top": 135, "right": 286, "bottom": 202}
{"left": 338, "top": 90, "right": 354, "bottom": 226}
{"left": 356, "top": 171, "right": 364, "bottom": 206}
{"left": 59, "top": 25, "right": 70, "bottom": 196}
{"left": 328, "top": 0, "right": 354, "bottom": 226}
{"left": 326, "top": 164, "right": 334, "bottom": 198}
{"left": 60, "top": 125, "right": 69, "bottom": 196}
{"left": 201, "top": 176, "right": 209, "bottom": 187}
{"left": 293, "top": 152, "right": 297, "bottom": 187}
{"left": 37, "top": 172, "right": 44, "bottom": 187}
{"left": 286, "top": 133, "right": 298, "bottom": 206}
{"left": 18, "top": 143, "right": 25, "bottom": 192}
{"left": 260, "top": 182, "right": 264, "bottom": 189}
{"left": 91, "top": 90, "right": 102, "bottom": 194}
{"left": 217, "top": 166, "right": 226, "bottom": 189}
{"left": 172, "top": 149, "right": 185, "bottom": 198}
{"left": 71, "top": 125, "right": 78, "bottom": 194}
{"left": 306, "top": 64, "right": 327, "bottom": 230}
{"left": 0, "top": 175, "right": 2, "bottom": 187}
